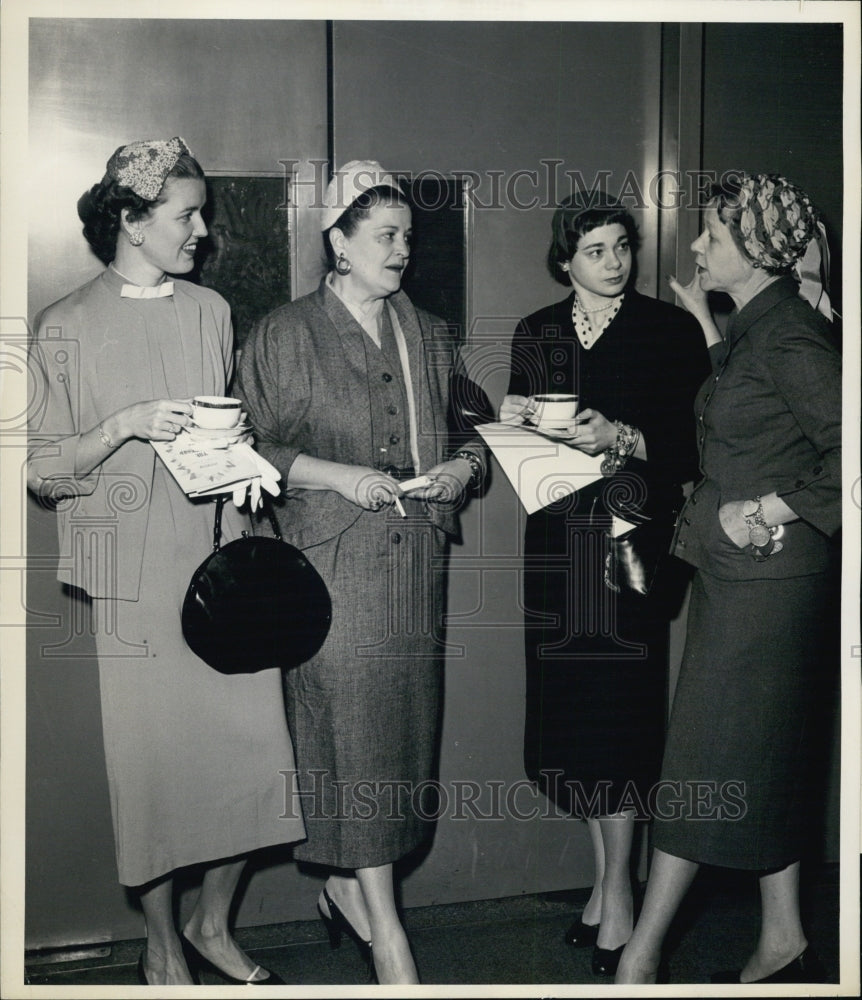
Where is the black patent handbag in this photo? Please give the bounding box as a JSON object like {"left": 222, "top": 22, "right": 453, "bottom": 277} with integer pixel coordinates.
{"left": 603, "top": 507, "right": 671, "bottom": 596}
{"left": 602, "top": 498, "right": 691, "bottom": 619}
{"left": 182, "top": 496, "right": 332, "bottom": 674}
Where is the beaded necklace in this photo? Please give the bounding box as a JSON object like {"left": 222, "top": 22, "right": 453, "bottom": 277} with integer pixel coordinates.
{"left": 571, "top": 292, "right": 624, "bottom": 350}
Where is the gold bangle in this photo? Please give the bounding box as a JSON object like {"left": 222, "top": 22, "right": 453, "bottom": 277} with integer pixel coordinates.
{"left": 453, "top": 450, "right": 483, "bottom": 490}
{"left": 97, "top": 422, "right": 114, "bottom": 450}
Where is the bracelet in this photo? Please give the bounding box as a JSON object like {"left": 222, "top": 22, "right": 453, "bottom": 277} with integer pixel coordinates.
{"left": 600, "top": 421, "right": 639, "bottom": 476}
{"left": 97, "top": 422, "right": 114, "bottom": 450}
{"left": 742, "top": 496, "right": 783, "bottom": 560}
{"left": 453, "top": 450, "right": 484, "bottom": 490}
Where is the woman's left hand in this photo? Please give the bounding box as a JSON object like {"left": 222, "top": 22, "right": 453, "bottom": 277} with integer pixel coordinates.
{"left": 542, "top": 408, "right": 617, "bottom": 455}
{"left": 718, "top": 500, "right": 751, "bottom": 548}
{"left": 408, "top": 458, "right": 472, "bottom": 503}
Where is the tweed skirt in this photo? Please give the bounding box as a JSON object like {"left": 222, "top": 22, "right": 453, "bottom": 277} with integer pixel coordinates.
{"left": 653, "top": 567, "right": 832, "bottom": 870}
{"left": 283, "top": 499, "right": 445, "bottom": 869}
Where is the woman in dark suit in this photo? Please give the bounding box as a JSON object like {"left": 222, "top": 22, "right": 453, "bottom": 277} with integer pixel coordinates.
{"left": 237, "top": 161, "right": 485, "bottom": 984}
{"left": 616, "top": 173, "right": 840, "bottom": 985}
{"left": 501, "top": 191, "right": 709, "bottom": 976}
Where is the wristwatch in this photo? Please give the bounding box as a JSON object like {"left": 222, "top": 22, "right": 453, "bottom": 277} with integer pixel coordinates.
{"left": 742, "top": 497, "right": 771, "bottom": 548}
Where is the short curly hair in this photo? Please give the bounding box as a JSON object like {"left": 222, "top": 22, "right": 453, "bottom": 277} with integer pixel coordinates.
{"left": 547, "top": 193, "right": 641, "bottom": 286}
{"left": 77, "top": 153, "right": 204, "bottom": 265}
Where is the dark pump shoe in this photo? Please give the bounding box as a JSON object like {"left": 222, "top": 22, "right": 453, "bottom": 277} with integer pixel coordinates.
{"left": 318, "top": 886, "right": 376, "bottom": 983}
{"left": 711, "top": 946, "right": 827, "bottom": 984}
{"left": 592, "top": 944, "right": 625, "bottom": 976}
{"left": 181, "top": 935, "right": 284, "bottom": 986}
{"left": 563, "top": 918, "right": 599, "bottom": 948}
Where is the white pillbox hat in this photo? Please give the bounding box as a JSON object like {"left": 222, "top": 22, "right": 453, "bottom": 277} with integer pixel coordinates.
{"left": 320, "top": 160, "right": 406, "bottom": 230}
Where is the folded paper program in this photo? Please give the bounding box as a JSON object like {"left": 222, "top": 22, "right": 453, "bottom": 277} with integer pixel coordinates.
{"left": 152, "top": 439, "right": 280, "bottom": 508}
{"left": 475, "top": 422, "right": 603, "bottom": 515}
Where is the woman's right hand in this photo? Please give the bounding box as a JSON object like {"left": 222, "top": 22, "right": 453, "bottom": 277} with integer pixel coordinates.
{"left": 668, "top": 273, "right": 711, "bottom": 324}
{"left": 499, "top": 394, "right": 532, "bottom": 425}
{"left": 668, "top": 273, "right": 722, "bottom": 348}
{"left": 335, "top": 465, "right": 403, "bottom": 510}
{"left": 111, "top": 399, "right": 193, "bottom": 444}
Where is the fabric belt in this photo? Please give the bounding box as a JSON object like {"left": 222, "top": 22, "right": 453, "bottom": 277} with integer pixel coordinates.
{"left": 379, "top": 465, "right": 416, "bottom": 481}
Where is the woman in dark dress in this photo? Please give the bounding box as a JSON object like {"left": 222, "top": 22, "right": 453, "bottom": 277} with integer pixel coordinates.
{"left": 501, "top": 191, "right": 709, "bottom": 975}
{"left": 617, "top": 173, "right": 840, "bottom": 986}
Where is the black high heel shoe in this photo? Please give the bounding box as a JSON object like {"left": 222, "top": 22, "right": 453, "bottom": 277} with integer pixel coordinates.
{"left": 711, "top": 945, "right": 827, "bottom": 984}
{"left": 592, "top": 943, "right": 626, "bottom": 976}
{"left": 564, "top": 917, "right": 599, "bottom": 948}
{"left": 318, "top": 886, "right": 375, "bottom": 982}
{"left": 181, "top": 934, "right": 284, "bottom": 985}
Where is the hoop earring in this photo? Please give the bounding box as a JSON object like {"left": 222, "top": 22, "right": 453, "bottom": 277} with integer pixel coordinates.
{"left": 335, "top": 253, "right": 352, "bottom": 276}
{"left": 128, "top": 231, "right": 144, "bottom": 247}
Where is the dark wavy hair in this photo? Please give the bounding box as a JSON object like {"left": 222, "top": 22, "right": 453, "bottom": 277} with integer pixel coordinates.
{"left": 322, "top": 185, "right": 410, "bottom": 270}
{"left": 546, "top": 196, "right": 641, "bottom": 286}
{"left": 77, "top": 153, "right": 204, "bottom": 265}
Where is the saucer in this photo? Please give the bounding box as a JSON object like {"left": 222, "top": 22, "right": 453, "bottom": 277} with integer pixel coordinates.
{"left": 526, "top": 418, "right": 573, "bottom": 432}
{"left": 184, "top": 423, "right": 250, "bottom": 440}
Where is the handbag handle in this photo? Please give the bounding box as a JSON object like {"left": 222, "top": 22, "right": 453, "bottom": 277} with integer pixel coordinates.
{"left": 211, "top": 493, "right": 283, "bottom": 552}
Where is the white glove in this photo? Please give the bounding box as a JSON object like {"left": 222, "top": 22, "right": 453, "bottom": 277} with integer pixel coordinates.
{"left": 229, "top": 444, "right": 281, "bottom": 510}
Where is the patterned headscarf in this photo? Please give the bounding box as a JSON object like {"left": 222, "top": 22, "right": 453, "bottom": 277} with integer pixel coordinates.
{"left": 729, "top": 172, "right": 833, "bottom": 320}
{"left": 105, "top": 137, "right": 192, "bottom": 201}
{"left": 734, "top": 173, "right": 818, "bottom": 269}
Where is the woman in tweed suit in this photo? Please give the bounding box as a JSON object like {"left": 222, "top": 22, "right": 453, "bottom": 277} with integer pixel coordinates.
{"left": 617, "top": 173, "right": 840, "bottom": 986}
{"left": 237, "top": 161, "right": 486, "bottom": 984}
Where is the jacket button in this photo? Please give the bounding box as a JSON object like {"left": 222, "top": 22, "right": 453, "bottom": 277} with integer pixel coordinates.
{"left": 388, "top": 405, "right": 398, "bottom": 415}
{"left": 683, "top": 517, "right": 691, "bottom": 525}
{"left": 795, "top": 479, "right": 805, "bottom": 488}
{"left": 813, "top": 465, "right": 823, "bottom": 475}
{"left": 691, "top": 495, "right": 698, "bottom": 505}
{"left": 382, "top": 372, "right": 392, "bottom": 382}
{"left": 389, "top": 434, "right": 400, "bottom": 445}
{"left": 391, "top": 532, "right": 402, "bottom": 544}
{"left": 677, "top": 539, "right": 687, "bottom": 547}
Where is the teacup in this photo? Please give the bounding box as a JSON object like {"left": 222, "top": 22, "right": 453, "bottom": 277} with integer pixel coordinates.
{"left": 192, "top": 395, "right": 242, "bottom": 429}
{"left": 529, "top": 393, "right": 579, "bottom": 425}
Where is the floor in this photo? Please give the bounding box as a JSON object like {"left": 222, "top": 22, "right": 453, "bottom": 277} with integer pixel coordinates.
{"left": 24, "top": 862, "right": 842, "bottom": 992}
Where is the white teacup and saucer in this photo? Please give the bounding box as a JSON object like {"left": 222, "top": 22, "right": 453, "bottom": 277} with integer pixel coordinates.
{"left": 526, "top": 393, "right": 579, "bottom": 431}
